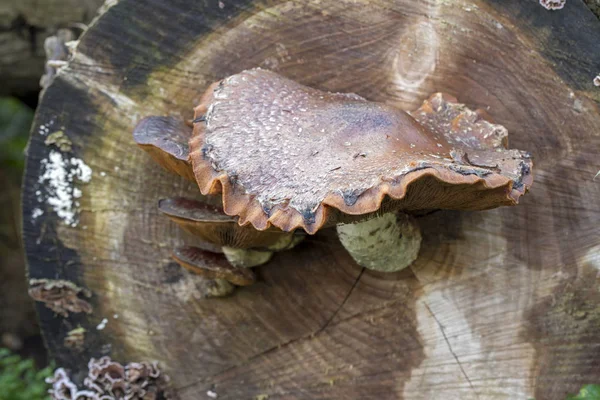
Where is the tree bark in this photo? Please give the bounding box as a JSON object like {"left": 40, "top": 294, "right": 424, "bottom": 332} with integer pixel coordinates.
{"left": 23, "top": 0, "right": 600, "bottom": 399}
{"left": 0, "top": 0, "right": 105, "bottom": 96}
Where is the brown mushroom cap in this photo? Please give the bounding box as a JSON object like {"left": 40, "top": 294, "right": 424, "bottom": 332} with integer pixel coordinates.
{"left": 158, "top": 197, "right": 295, "bottom": 249}
{"left": 133, "top": 116, "right": 195, "bottom": 181}
{"left": 172, "top": 246, "right": 256, "bottom": 286}
{"left": 189, "top": 69, "right": 533, "bottom": 234}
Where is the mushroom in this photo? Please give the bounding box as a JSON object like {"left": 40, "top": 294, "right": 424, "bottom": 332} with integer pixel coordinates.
{"left": 134, "top": 68, "right": 533, "bottom": 282}
{"left": 132, "top": 116, "right": 195, "bottom": 181}
{"left": 159, "top": 197, "right": 301, "bottom": 267}
{"left": 171, "top": 246, "right": 256, "bottom": 286}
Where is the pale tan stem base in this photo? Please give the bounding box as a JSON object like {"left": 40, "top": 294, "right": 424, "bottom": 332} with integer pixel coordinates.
{"left": 267, "top": 232, "right": 305, "bottom": 251}
{"left": 202, "top": 278, "right": 235, "bottom": 297}
{"left": 222, "top": 233, "right": 304, "bottom": 268}
{"left": 336, "top": 213, "right": 422, "bottom": 272}
{"left": 222, "top": 247, "right": 273, "bottom": 268}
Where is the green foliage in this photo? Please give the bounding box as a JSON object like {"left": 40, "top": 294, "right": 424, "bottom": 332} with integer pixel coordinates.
{"left": 0, "top": 348, "right": 53, "bottom": 400}
{"left": 566, "top": 384, "right": 600, "bottom": 400}
{"left": 0, "top": 97, "right": 34, "bottom": 172}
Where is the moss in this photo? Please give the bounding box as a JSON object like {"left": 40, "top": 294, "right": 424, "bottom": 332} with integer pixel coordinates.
{"left": 0, "top": 97, "right": 33, "bottom": 171}
{"left": 566, "top": 384, "right": 600, "bottom": 399}
{"left": 0, "top": 348, "right": 54, "bottom": 400}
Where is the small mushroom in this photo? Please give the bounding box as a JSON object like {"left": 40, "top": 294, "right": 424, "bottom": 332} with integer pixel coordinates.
{"left": 134, "top": 68, "right": 533, "bottom": 276}
{"left": 172, "top": 247, "right": 256, "bottom": 286}
{"left": 159, "top": 197, "right": 301, "bottom": 267}
{"left": 133, "top": 116, "right": 195, "bottom": 181}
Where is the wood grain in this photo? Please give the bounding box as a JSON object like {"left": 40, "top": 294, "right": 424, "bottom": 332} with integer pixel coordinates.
{"left": 23, "top": 0, "right": 600, "bottom": 398}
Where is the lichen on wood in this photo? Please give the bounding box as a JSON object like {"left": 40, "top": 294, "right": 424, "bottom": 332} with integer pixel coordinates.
{"left": 44, "top": 130, "right": 73, "bottom": 152}
{"left": 47, "top": 357, "right": 176, "bottom": 400}
{"left": 28, "top": 278, "right": 92, "bottom": 317}
{"left": 64, "top": 327, "right": 86, "bottom": 350}
{"left": 539, "top": 0, "right": 566, "bottom": 10}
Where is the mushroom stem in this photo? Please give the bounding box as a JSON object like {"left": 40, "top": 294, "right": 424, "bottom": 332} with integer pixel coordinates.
{"left": 336, "top": 212, "right": 422, "bottom": 272}
{"left": 202, "top": 279, "right": 235, "bottom": 297}
{"left": 221, "top": 232, "right": 304, "bottom": 268}
{"left": 222, "top": 247, "right": 273, "bottom": 268}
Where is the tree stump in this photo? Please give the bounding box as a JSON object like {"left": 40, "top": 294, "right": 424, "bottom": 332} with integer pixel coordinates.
{"left": 0, "top": 0, "right": 105, "bottom": 96}
{"left": 23, "top": 0, "right": 600, "bottom": 399}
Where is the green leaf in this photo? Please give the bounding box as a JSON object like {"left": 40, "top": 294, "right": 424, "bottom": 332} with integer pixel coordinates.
{"left": 0, "top": 348, "right": 53, "bottom": 400}
{"left": 0, "top": 97, "right": 34, "bottom": 172}
{"left": 566, "top": 384, "right": 600, "bottom": 400}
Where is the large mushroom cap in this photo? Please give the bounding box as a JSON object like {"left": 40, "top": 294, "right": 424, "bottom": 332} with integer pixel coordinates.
{"left": 188, "top": 69, "right": 533, "bottom": 234}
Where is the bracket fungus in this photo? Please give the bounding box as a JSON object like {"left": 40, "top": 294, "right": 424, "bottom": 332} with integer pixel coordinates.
{"left": 47, "top": 356, "right": 174, "bottom": 400}
{"left": 539, "top": 0, "right": 566, "bottom": 10}
{"left": 134, "top": 68, "right": 533, "bottom": 285}
{"left": 28, "top": 278, "right": 93, "bottom": 317}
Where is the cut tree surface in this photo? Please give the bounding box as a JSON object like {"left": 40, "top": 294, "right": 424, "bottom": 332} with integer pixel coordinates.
{"left": 23, "top": 0, "right": 600, "bottom": 399}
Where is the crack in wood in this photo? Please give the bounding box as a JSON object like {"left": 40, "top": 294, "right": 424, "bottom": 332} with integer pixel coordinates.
{"left": 177, "top": 267, "right": 367, "bottom": 392}
{"left": 424, "top": 303, "right": 478, "bottom": 398}
{"left": 315, "top": 267, "right": 365, "bottom": 335}
{"left": 176, "top": 287, "right": 428, "bottom": 393}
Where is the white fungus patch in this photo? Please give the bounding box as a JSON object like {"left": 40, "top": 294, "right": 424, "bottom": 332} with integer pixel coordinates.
{"left": 207, "top": 390, "right": 218, "bottom": 398}
{"left": 38, "top": 124, "right": 50, "bottom": 136}
{"left": 38, "top": 117, "right": 58, "bottom": 136}
{"left": 96, "top": 318, "right": 108, "bottom": 330}
{"left": 31, "top": 208, "right": 44, "bottom": 220}
{"left": 37, "top": 150, "right": 92, "bottom": 227}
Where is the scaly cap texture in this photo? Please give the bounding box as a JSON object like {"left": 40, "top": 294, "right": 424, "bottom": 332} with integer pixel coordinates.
{"left": 188, "top": 69, "right": 533, "bottom": 234}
